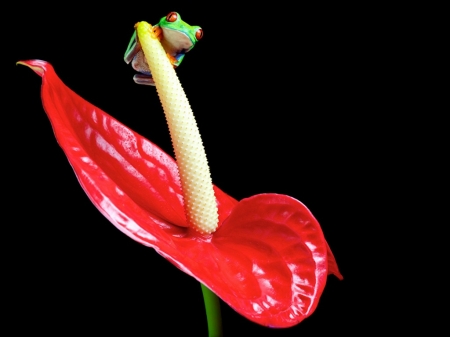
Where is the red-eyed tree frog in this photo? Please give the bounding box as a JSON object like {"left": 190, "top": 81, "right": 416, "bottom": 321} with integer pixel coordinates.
{"left": 124, "top": 12, "right": 203, "bottom": 86}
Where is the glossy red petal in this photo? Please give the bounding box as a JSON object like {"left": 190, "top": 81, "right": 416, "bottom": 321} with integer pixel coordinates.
{"left": 211, "top": 194, "right": 329, "bottom": 326}
{"left": 20, "top": 60, "right": 341, "bottom": 327}
{"left": 19, "top": 60, "right": 237, "bottom": 236}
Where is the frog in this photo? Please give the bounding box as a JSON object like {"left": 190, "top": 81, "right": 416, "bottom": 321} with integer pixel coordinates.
{"left": 124, "top": 12, "right": 203, "bottom": 86}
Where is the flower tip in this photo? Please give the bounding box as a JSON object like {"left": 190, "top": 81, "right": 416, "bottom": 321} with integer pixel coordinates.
{"left": 334, "top": 270, "right": 344, "bottom": 281}
{"left": 16, "top": 59, "right": 48, "bottom": 77}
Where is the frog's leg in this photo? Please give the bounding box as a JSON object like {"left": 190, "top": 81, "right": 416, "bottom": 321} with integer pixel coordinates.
{"left": 165, "top": 53, "right": 180, "bottom": 68}
{"left": 171, "top": 53, "right": 186, "bottom": 68}
{"left": 130, "top": 50, "right": 155, "bottom": 86}
{"left": 133, "top": 73, "right": 156, "bottom": 86}
{"left": 124, "top": 31, "right": 141, "bottom": 64}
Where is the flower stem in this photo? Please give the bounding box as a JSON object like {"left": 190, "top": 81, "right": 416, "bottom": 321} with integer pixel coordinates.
{"left": 201, "top": 283, "right": 223, "bottom": 337}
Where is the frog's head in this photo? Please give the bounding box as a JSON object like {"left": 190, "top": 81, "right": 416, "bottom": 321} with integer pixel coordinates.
{"left": 158, "top": 12, "right": 203, "bottom": 54}
{"left": 124, "top": 12, "right": 203, "bottom": 86}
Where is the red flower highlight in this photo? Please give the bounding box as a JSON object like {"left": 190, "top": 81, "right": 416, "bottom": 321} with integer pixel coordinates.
{"left": 19, "top": 59, "right": 342, "bottom": 328}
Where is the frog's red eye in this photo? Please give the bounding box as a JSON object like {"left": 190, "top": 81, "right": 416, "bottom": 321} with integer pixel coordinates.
{"left": 195, "top": 28, "right": 203, "bottom": 40}
{"left": 166, "top": 12, "right": 178, "bottom": 22}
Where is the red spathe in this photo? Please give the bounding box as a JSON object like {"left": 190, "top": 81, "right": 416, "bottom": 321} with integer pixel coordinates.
{"left": 20, "top": 59, "right": 342, "bottom": 327}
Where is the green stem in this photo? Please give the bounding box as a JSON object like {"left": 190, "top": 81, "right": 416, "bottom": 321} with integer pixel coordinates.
{"left": 201, "top": 283, "right": 223, "bottom": 337}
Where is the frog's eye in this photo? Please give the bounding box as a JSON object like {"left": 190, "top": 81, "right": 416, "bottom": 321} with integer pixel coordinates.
{"left": 195, "top": 28, "right": 204, "bottom": 40}
{"left": 166, "top": 12, "right": 178, "bottom": 22}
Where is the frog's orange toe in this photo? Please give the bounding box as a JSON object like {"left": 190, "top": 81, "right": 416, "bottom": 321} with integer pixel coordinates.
{"left": 152, "top": 26, "right": 162, "bottom": 40}
{"left": 166, "top": 53, "right": 178, "bottom": 66}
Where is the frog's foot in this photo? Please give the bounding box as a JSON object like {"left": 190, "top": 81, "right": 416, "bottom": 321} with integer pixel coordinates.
{"left": 151, "top": 26, "right": 163, "bottom": 40}
{"left": 166, "top": 53, "right": 178, "bottom": 68}
{"left": 133, "top": 74, "right": 156, "bottom": 86}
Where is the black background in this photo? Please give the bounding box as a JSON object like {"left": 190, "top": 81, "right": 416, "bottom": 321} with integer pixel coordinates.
{"left": 8, "top": 2, "right": 381, "bottom": 335}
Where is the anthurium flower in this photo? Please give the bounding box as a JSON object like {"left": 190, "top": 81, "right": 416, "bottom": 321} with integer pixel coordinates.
{"left": 19, "top": 59, "right": 342, "bottom": 328}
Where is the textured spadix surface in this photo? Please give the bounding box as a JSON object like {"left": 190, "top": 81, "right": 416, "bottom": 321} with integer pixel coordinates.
{"left": 19, "top": 59, "right": 342, "bottom": 327}
{"left": 136, "top": 21, "right": 218, "bottom": 234}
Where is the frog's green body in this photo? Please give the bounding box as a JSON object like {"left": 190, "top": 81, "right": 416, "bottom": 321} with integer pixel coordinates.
{"left": 124, "top": 12, "right": 203, "bottom": 86}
